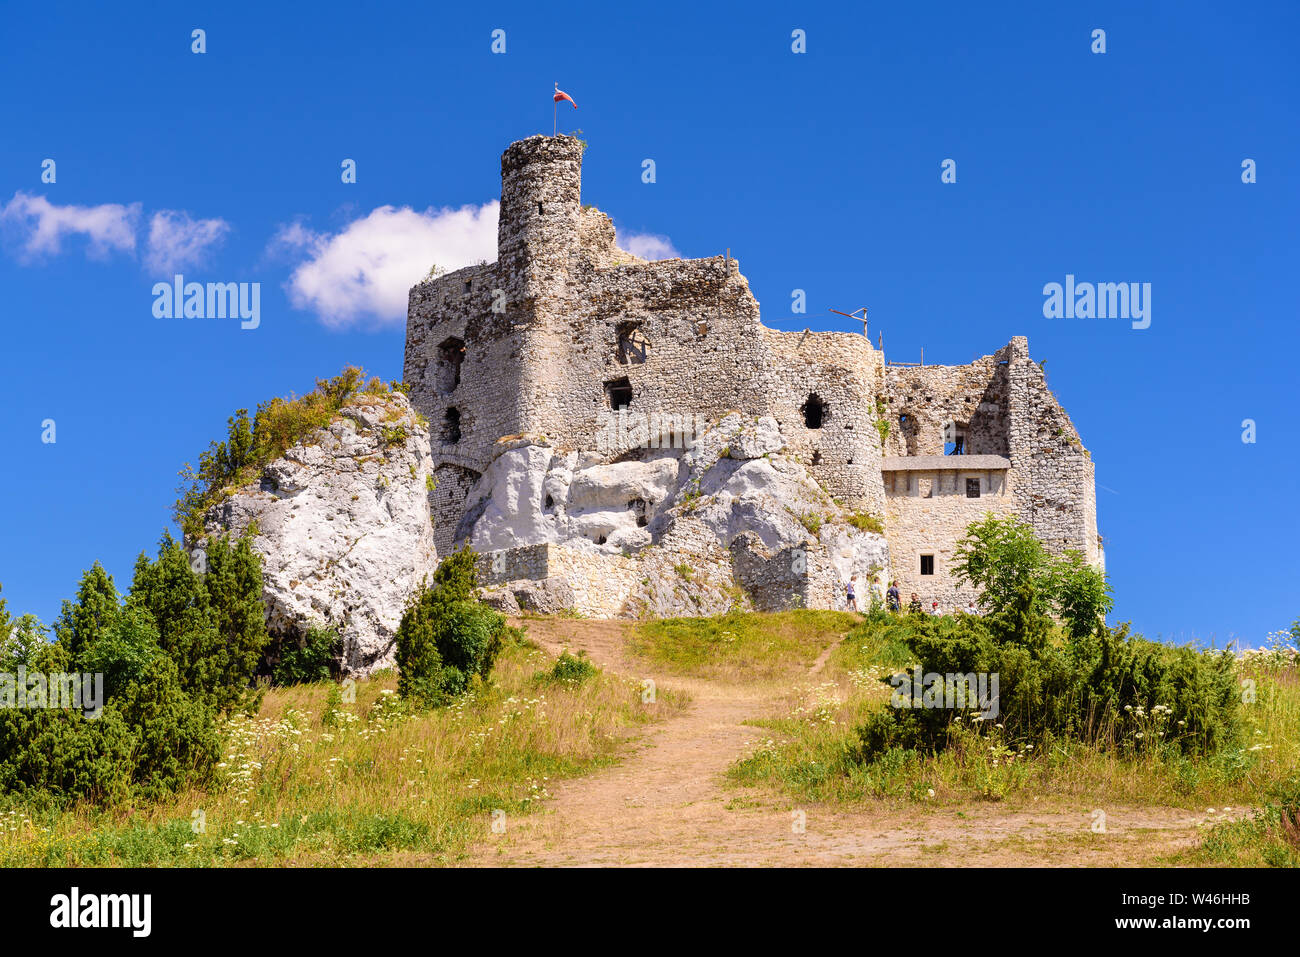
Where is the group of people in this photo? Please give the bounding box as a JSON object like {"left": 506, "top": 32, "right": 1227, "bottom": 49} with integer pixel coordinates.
{"left": 842, "top": 575, "right": 978, "bottom": 617}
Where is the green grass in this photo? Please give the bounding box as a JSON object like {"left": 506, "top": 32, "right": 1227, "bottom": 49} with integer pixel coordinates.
{"left": 630, "top": 610, "right": 860, "bottom": 682}
{"left": 845, "top": 512, "right": 885, "bottom": 534}
{"left": 0, "top": 637, "right": 685, "bottom": 867}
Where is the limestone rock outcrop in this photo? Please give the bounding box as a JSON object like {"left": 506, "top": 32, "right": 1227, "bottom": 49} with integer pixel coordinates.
{"left": 465, "top": 413, "right": 890, "bottom": 617}
{"left": 203, "top": 392, "right": 438, "bottom": 675}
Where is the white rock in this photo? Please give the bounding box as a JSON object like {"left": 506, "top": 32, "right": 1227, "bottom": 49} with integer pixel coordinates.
{"left": 203, "top": 392, "right": 438, "bottom": 675}
{"left": 459, "top": 412, "right": 891, "bottom": 616}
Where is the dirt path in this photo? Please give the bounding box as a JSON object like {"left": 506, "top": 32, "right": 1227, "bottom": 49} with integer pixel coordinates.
{"left": 467, "top": 619, "right": 1223, "bottom": 867}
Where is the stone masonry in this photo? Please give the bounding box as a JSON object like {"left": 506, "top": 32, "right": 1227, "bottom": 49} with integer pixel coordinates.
{"left": 403, "top": 134, "right": 1101, "bottom": 616}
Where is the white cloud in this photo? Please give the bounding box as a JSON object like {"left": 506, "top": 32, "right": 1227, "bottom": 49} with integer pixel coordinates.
{"left": 0, "top": 191, "right": 140, "bottom": 261}
{"left": 273, "top": 202, "right": 500, "bottom": 327}
{"left": 617, "top": 230, "right": 680, "bottom": 261}
{"left": 144, "top": 210, "right": 231, "bottom": 274}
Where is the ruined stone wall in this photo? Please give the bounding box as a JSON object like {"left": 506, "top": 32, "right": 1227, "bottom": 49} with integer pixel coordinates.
{"left": 1003, "top": 336, "right": 1100, "bottom": 563}
{"left": 406, "top": 134, "right": 891, "bottom": 520}
{"left": 883, "top": 336, "right": 1099, "bottom": 567}
{"left": 883, "top": 352, "right": 1010, "bottom": 458}
{"left": 883, "top": 467, "right": 1014, "bottom": 611}
{"left": 531, "top": 251, "right": 776, "bottom": 457}
{"left": 404, "top": 134, "right": 1102, "bottom": 620}
{"left": 762, "top": 329, "right": 886, "bottom": 513}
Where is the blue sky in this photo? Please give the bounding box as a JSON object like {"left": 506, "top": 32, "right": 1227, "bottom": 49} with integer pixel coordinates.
{"left": 1, "top": 1, "right": 1295, "bottom": 647}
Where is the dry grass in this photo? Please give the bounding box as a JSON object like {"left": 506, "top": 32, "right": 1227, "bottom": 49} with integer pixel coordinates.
{"left": 0, "top": 636, "right": 685, "bottom": 867}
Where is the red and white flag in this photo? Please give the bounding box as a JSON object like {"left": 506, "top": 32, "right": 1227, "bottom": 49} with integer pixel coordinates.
{"left": 554, "top": 84, "right": 577, "bottom": 108}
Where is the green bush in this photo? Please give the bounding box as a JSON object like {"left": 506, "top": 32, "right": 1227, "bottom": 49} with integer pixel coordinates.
{"left": 0, "top": 532, "right": 261, "bottom": 807}
{"left": 77, "top": 605, "right": 162, "bottom": 699}
{"left": 395, "top": 548, "right": 505, "bottom": 707}
{"left": 853, "top": 517, "right": 1237, "bottom": 762}
{"left": 0, "top": 705, "right": 137, "bottom": 806}
{"left": 544, "top": 650, "right": 599, "bottom": 684}
{"left": 111, "top": 657, "right": 221, "bottom": 801}
{"left": 852, "top": 590, "right": 1241, "bottom": 761}
{"left": 953, "top": 514, "right": 1112, "bottom": 638}
{"left": 846, "top": 512, "right": 885, "bottom": 534}
{"left": 127, "top": 532, "right": 268, "bottom": 714}
{"left": 269, "top": 626, "right": 339, "bottom": 685}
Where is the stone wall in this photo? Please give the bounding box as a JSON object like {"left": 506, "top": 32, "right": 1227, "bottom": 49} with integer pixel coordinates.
{"left": 884, "top": 337, "right": 1099, "bottom": 568}
{"left": 883, "top": 464, "right": 1013, "bottom": 612}
{"left": 1002, "top": 337, "right": 1101, "bottom": 563}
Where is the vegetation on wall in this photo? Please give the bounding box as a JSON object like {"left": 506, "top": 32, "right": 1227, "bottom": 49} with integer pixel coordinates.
{"left": 174, "top": 367, "right": 402, "bottom": 539}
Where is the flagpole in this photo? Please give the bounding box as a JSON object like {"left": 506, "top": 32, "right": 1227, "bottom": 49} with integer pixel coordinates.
{"left": 553, "top": 82, "right": 557, "bottom": 136}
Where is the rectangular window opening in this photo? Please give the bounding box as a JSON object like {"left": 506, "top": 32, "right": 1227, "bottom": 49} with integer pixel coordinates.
{"left": 966, "top": 478, "right": 981, "bottom": 498}
{"left": 920, "top": 554, "right": 935, "bottom": 576}
{"left": 604, "top": 377, "right": 633, "bottom": 411}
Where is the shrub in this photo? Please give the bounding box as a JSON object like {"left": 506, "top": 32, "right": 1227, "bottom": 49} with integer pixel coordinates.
{"left": 269, "top": 626, "right": 339, "bottom": 685}
{"left": 127, "top": 532, "right": 268, "bottom": 714}
{"left": 952, "top": 514, "right": 1113, "bottom": 638}
{"left": 395, "top": 548, "right": 505, "bottom": 707}
{"left": 851, "top": 592, "right": 1241, "bottom": 762}
{"left": 0, "top": 704, "right": 136, "bottom": 806}
{"left": 111, "top": 656, "right": 221, "bottom": 801}
{"left": 797, "top": 512, "right": 823, "bottom": 535}
{"left": 0, "top": 533, "right": 263, "bottom": 807}
{"left": 0, "top": 622, "right": 219, "bottom": 806}
{"left": 78, "top": 605, "right": 162, "bottom": 699}
{"left": 846, "top": 512, "right": 885, "bottom": 534}
{"left": 545, "top": 650, "right": 599, "bottom": 684}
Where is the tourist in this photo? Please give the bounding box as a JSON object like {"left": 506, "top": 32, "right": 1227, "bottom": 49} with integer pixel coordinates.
{"left": 845, "top": 575, "right": 858, "bottom": 612}
{"left": 908, "top": 593, "right": 923, "bottom": 614}
{"left": 887, "top": 580, "right": 901, "bottom": 612}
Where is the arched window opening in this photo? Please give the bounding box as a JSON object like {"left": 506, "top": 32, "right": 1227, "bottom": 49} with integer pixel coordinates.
{"left": 802, "top": 394, "right": 827, "bottom": 429}
{"left": 436, "top": 337, "right": 465, "bottom": 394}
{"left": 441, "top": 408, "right": 461, "bottom": 445}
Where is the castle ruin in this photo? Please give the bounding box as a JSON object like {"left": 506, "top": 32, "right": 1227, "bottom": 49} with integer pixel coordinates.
{"left": 403, "top": 134, "right": 1102, "bottom": 615}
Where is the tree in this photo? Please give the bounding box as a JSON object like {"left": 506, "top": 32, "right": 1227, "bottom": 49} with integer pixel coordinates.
{"left": 0, "top": 614, "right": 48, "bottom": 669}
{"left": 1051, "top": 550, "right": 1114, "bottom": 641}
{"left": 52, "top": 563, "right": 120, "bottom": 663}
{"left": 395, "top": 548, "right": 504, "bottom": 707}
{"left": 952, "top": 515, "right": 1052, "bottom": 617}
{"left": 127, "top": 532, "right": 268, "bottom": 714}
{"left": 953, "top": 515, "right": 1112, "bottom": 639}
{"left": 78, "top": 606, "right": 162, "bottom": 698}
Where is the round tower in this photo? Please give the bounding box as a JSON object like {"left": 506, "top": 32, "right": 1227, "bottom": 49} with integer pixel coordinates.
{"left": 497, "top": 134, "right": 585, "bottom": 305}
